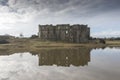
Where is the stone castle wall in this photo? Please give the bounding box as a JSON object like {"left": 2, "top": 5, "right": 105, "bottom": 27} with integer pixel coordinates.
{"left": 38, "top": 24, "right": 90, "bottom": 43}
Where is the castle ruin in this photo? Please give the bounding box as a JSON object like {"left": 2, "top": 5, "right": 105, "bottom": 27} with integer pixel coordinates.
{"left": 38, "top": 24, "right": 90, "bottom": 43}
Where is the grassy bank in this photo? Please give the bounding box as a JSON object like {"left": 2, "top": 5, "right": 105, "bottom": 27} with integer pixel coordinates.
{"left": 0, "top": 38, "right": 120, "bottom": 53}
{"left": 106, "top": 40, "right": 120, "bottom": 47}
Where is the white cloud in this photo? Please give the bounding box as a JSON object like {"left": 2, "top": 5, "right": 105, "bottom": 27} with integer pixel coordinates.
{"left": 0, "top": 0, "right": 119, "bottom": 37}
{"left": 92, "top": 30, "right": 120, "bottom": 38}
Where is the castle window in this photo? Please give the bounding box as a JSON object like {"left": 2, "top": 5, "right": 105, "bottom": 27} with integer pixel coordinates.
{"left": 58, "top": 27, "right": 60, "bottom": 29}
{"left": 66, "top": 30, "right": 68, "bottom": 34}
{"left": 66, "top": 26, "right": 68, "bottom": 29}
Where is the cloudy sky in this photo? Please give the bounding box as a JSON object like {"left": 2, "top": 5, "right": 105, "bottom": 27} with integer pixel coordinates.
{"left": 0, "top": 0, "right": 120, "bottom": 37}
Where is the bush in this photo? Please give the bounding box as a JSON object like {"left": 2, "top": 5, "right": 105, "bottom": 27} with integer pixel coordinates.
{"left": 0, "top": 40, "right": 9, "bottom": 44}
{"left": 30, "top": 35, "right": 38, "bottom": 39}
{"left": 99, "top": 39, "right": 106, "bottom": 44}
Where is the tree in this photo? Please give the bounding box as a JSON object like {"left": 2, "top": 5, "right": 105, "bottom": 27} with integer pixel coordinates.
{"left": 30, "top": 34, "right": 38, "bottom": 39}
{"left": 20, "top": 33, "right": 24, "bottom": 38}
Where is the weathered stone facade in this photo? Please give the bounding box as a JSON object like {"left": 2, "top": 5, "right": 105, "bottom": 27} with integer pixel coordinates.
{"left": 38, "top": 24, "right": 90, "bottom": 43}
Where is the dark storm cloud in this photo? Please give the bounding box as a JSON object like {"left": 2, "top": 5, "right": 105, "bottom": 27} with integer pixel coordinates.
{"left": 0, "top": 0, "right": 8, "bottom": 6}
{"left": 1, "top": 0, "right": 118, "bottom": 18}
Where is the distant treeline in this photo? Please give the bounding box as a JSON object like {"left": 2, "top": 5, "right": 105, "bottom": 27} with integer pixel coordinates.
{"left": 92, "top": 37, "right": 120, "bottom": 40}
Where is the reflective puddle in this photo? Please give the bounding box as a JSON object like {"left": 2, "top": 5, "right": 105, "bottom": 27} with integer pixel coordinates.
{"left": 0, "top": 47, "right": 120, "bottom": 80}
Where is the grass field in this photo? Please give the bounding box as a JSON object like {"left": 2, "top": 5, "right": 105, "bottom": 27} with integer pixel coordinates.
{"left": 106, "top": 40, "right": 120, "bottom": 47}
{"left": 0, "top": 38, "right": 120, "bottom": 54}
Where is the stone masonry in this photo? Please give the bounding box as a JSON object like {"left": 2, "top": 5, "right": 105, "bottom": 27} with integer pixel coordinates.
{"left": 38, "top": 24, "right": 90, "bottom": 43}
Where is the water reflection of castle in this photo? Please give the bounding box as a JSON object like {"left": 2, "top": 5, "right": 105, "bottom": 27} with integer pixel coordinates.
{"left": 36, "top": 48, "right": 91, "bottom": 67}
{"left": 0, "top": 48, "right": 91, "bottom": 67}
